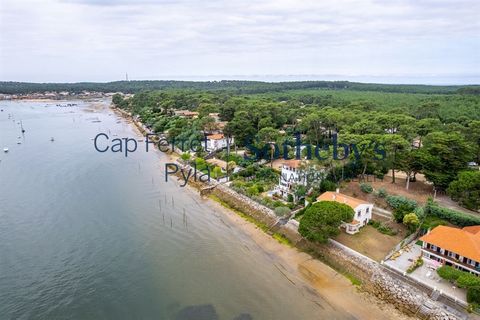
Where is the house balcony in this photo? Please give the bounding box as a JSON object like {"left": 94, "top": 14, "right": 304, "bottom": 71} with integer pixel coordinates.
{"left": 422, "top": 247, "right": 480, "bottom": 274}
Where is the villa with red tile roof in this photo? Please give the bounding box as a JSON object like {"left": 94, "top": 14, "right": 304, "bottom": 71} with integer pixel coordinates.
{"left": 420, "top": 225, "right": 480, "bottom": 275}
{"left": 205, "top": 134, "right": 234, "bottom": 152}
{"left": 317, "top": 191, "right": 373, "bottom": 234}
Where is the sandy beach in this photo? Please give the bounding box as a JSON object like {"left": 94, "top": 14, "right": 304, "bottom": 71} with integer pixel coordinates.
{"left": 112, "top": 101, "right": 414, "bottom": 319}
{"left": 204, "top": 198, "right": 414, "bottom": 320}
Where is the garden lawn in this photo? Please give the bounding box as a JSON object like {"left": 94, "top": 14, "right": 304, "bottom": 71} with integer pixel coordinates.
{"left": 334, "top": 224, "right": 408, "bottom": 262}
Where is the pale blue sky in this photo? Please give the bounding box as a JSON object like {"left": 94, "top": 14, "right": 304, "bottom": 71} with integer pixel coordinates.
{"left": 0, "top": 0, "right": 479, "bottom": 84}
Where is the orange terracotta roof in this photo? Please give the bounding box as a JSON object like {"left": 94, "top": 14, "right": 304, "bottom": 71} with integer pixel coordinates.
{"left": 206, "top": 134, "right": 225, "bottom": 140}
{"left": 463, "top": 225, "right": 480, "bottom": 235}
{"left": 420, "top": 225, "right": 480, "bottom": 262}
{"left": 349, "top": 220, "right": 361, "bottom": 225}
{"left": 317, "top": 191, "right": 371, "bottom": 210}
{"left": 282, "top": 159, "right": 302, "bottom": 169}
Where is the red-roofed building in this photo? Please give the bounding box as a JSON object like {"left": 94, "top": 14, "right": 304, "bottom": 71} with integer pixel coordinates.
{"left": 205, "top": 134, "right": 234, "bottom": 152}
{"left": 317, "top": 191, "right": 373, "bottom": 234}
{"left": 420, "top": 225, "right": 480, "bottom": 275}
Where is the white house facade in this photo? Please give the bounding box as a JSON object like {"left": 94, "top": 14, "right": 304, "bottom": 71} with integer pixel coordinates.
{"left": 205, "top": 134, "right": 234, "bottom": 152}
{"left": 274, "top": 160, "right": 307, "bottom": 200}
{"left": 317, "top": 191, "right": 373, "bottom": 234}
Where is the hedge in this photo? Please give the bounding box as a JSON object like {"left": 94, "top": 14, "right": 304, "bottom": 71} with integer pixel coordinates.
{"left": 437, "top": 266, "right": 480, "bottom": 304}
{"left": 437, "top": 266, "right": 462, "bottom": 281}
{"left": 467, "top": 287, "right": 480, "bottom": 304}
{"left": 425, "top": 202, "right": 480, "bottom": 227}
{"left": 386, "top": 195, "right": 417, "bottom": 210}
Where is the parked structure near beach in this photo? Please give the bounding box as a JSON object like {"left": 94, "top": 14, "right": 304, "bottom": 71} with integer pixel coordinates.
{"left": 317, "top": 191, "right": 373, "bottom": 234}
{"left": 420, "top": 225, "right": 480, "bottom": 275}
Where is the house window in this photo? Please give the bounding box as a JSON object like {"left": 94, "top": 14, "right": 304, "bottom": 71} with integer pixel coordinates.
{"left": 366, "top": 207, "right": 369, "bottom": 213}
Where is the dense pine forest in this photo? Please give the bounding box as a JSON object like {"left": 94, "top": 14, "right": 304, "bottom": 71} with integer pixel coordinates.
{"left": 105, "top": 81, "right": 480, "bottom": 211}
{"left": 1, "top": 80, "right": 480, "bottom": 95}
{"left": 3, "top": 80, "right": 480, "bottom": 210}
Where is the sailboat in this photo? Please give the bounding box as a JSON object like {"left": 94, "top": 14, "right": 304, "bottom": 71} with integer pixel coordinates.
{"left": 20, "top": 120, "right": 25, "bottom": 133}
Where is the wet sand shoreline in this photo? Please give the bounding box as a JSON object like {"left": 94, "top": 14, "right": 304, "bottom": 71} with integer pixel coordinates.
{"left": 110, "top": 102, "right": 414, "bottom": 320}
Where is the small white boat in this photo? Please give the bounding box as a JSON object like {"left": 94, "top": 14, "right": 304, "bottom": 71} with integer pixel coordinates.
{"left": 17, "top": 141, "right": 22, "bottom": 145}
{"left": 3, "top": 147, "right": 8, "bottom": 153}
{"left": 50, "top": 137, "right": 55, "bottom": 142}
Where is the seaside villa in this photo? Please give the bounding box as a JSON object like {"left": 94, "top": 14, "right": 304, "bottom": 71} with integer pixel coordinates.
{"left": 317, "top": 191, "right": 373, "bottom": 234}
{"left": 274, "top": 160, "right": 307, "bottom": 201}
{"left": 205, "top": 134, "right": 234, "bottom": 152}
{"left": 420, "top": 225, "right": 480, "bottom": 276}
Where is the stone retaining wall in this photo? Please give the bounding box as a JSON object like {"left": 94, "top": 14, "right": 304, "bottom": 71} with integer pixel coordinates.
{"left": 198, "top": 179, "right": 462, "bottom": 319}
{"left": 291, "top": 235, "right": 461, "bottom": 320}
{"left": 211, "top": 184, "right": 279, "bottom": 228}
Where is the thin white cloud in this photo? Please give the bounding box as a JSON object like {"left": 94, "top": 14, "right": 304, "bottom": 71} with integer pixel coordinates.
{"left": 0, "top": 0, "right": 478, "bottom": 83}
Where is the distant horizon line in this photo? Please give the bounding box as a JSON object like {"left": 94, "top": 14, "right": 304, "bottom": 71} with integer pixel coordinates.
{"left": 1, "top": 74, "right": 480, "bottom": 86}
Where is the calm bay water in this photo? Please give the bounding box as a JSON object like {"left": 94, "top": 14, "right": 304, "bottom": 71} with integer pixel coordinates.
{"left": 0, "top": 100, "right": 350, "bottom": 320}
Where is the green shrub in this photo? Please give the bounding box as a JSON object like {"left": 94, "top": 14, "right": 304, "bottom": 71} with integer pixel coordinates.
{"left": 437, "top": 266, "right": 463, "bottom": 281}
{"left": 420, "top": 216, "right": 447, "bottom": 231}
{"left": 407, "top": 257, "right": 423, "bottom": 273}
{"left": 274, "top": 206, "right": 291, "bottom": 217}
{"left": 386, "top": 195, "right": 417, "bottom": 210}
{"left": 377, "top": 224, "right": 398, "bottom": 236}
{"left": 320, "top": 180, "right": 337, "bottom": 193}
{"left": 287, "top": 194, "right": 294, "bottom": 202}
{"left": 437, "top": 266, "right": 480, "bottom": 305}
{"left": 368, "top": 219, "right": 397, "bottom": 235}
{"left": 403, "top": 212, "right": 420, "bottom": 232}
{"left": 360, "top": 183, "right": 373, "bottom": 193}
{"left": 467, "top": 287, "right": 480, "bottom": 304}
{"left": 425, "top": 202, "right": 480, "bottom": 227}
{"left": 180, "top": 153, "right": 191, "bottom": 161}
{"left": 413, "top": 206, "right": 425, "bottom": 219}
{"left": 457, "top": 274, "right": 480, "bottom": 288}
{"left": 377, "top": 188, "right": 388, "bottom": 198}
{"left": 246, "top": 185, "right": 260, "bottom": 196}
{"left": 273, "top": 200, "right": 285, "bottom": 208}
{"left": 368, "top": 220, "right": 381, "bottom": 228}
{"left": 387, "top": 195, "right": 417, "bottom": 222}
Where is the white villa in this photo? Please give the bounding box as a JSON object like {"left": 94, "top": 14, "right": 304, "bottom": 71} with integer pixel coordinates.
{"left": 274, "top": 160, "right": 307, "bottom": 200}
{"left": 205, "top": 134, "right": 234, "bottom": 152}
{"left": 317, "top": 191, "right": 373, "bottom": 234}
